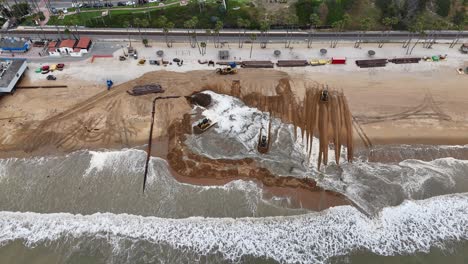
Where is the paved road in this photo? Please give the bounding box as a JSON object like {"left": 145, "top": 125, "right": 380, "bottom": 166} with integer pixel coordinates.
{"left": 5, "top": 28, "right": 468, "bottom": 45}
{"left": 7, "top": 0, "right": 126, "bottom": 9}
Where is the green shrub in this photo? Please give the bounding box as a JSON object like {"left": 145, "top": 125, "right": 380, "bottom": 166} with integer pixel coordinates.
{"left": 436, "top": 0, "right": 450, "bottom": 17}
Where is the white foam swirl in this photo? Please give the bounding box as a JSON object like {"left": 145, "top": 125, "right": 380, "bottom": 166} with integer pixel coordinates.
{"left": 0, "top": 193, "right": 467, "bottom": 263}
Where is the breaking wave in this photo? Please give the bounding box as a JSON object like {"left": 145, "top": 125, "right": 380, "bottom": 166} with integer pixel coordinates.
{"left": 0, "top": 193, "right": 467, "bottom": 263}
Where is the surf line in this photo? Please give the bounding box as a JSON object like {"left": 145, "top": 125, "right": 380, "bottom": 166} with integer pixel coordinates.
{"left": 143, "top": 95, "right": 181, "bottom": 193}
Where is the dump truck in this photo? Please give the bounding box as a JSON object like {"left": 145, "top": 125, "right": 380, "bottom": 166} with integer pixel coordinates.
{"left": 215, "top": 66, "right": 237, "bottom": 75}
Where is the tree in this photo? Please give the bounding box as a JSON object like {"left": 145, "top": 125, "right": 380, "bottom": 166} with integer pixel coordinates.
{"left": 11, "top": 2, "right": 30, "bottom": 18}
{"left": 355, "top": 17, "right": 372, "bottom": 48}
{"left": 249, "top": 33, "right": 256, "bottom": 58}
{"left": 123, "top": 20, "right": 132, "bottom": 47}
{"left": 205, "top": 29, "right": 211, "bottom": 48}
{"left": 64, "top": 20, "right": 78, "bottom": 40}
{"left": 184, "top": 16, "right": 198, "bottom": 48}
{"left": 285, "top": 14, "right": 298, "bottom": 48}
{"left": 163, "top": 21, "right": 174, "bottom": 48}
{"left": 140, "top": 18, "right": 149, "bottom": 43}
{"left": 133, "top": 18, "right": 143, "bottom": 40}
{"left": 214, "top": 20, "right": 223, "bottom": 48}
{"left": 237, "top": 18, "right": 250, "bottom": 48}
{"left": 409, "top": 18, "right": 424, "bottom": 55}
{"left": 426, "top": 20, "right": 447, "bottom": 49}
{"left": 330, "top": 13, "right": 350, "bottom": 48}
{"left": 317, "top": 2, "right": 328, "bottom": 23}
{"left": 308, "top": 13, "right": 320, "bottom": 48}
{"left": 68, "top": 17, "right": 81, "bottom": 39}
{"left": 379, "top": 16, "right": 398, "bottom": 48}
{"left": 259, "top": 20, "right": 270, "bottom": 48}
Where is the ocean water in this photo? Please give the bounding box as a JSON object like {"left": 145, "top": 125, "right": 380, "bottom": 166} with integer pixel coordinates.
{"left": 1, "top": 92, "right": 468, "bottom": 263}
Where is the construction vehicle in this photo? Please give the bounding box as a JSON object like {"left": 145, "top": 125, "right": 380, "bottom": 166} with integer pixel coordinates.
{"left": 193, "top": 118, "right": 216, "bottom": 134}
{"left": 215, "top": 66, "right": 238, "bottom": 75}
{"left": 257, "top": 115, "right": 272, "bottom": 154}
{"left": 320, "top": 89, "right": 329, "bottom": 102}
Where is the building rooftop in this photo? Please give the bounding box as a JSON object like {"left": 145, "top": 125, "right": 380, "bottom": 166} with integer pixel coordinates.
{"left": 48, "top": 41, "right": 58, "bottom": 48}
{"left": 59, "top": 39, "right": 76, "bottom": 48}
{"left": 76, "top": 37, "right": 91, "bottom": 49}
{"left": 0, "top": 59, "right": 27, "bottom": 93}
{"left": 0, "top": 38, "right": 27, "bottom": 49}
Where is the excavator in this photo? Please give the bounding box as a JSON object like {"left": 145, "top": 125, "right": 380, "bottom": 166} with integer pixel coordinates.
{"left": 215, "top": 66, "right": 238, "bottom": 75}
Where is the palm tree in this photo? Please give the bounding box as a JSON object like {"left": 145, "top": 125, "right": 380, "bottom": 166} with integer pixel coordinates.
{"left": 427, "top": 20, "right": 446, "bottom": 49}
{"left": 205, "top": 29, "right": 212, "bottom": 48}
{"left": 379, "top": 17, "right": 398, "bottom": 48}
{"left": 249, "top": 33, "right": 256, "bottom": 58}
{"left": 214, "top": 20, "right": 223, "bottom": 48}
{"left": 55, "top": 9, "right": 64, "bottom": 40}
{"left": 449, "top": 24, "right": 464, "bottom": 48}
{"left": 33, "top": 12, "right": 46, "bottom": 39}
{"left": 330, "top": 14, "right": 350, "bottom": 48}
{"left": 409, "top": 18, "right": 424, "bottom": 55}
{"left": 123, "top": 20, "right": 132, "bottom": 47}
{"left": 355, "top": 17, "right": 371, "bottom": 48}
{"left": 140, "top": 18, "right": 149, "bottom": 44}
{"left": 236, "top": 18, "right": 245, "bottom": 48}
{"left": 184, "top": 16, "right": 198, "bottom": 48}
{"left": 133, "top": 18, "right": 143, "bottom": 40}
{"left": 308, "top": 13, "right": 320, "bottom": 48}
{"left": 164, "top": 22, "right": 174, "bottom": 48}
{"left": 69, "top": 17, "right": 81, "bottom": 39}
{"left": 285, "top": 14, "right": 298, "bottom": 48}
{"left": 259, "top": 20, "right": 270, "bottom": 48}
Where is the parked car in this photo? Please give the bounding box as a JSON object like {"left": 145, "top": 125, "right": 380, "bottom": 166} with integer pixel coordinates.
{"left": 126, "top": 1, "right": 136, "bottom": 6}
{"left": 62, "top": 8, "right": 68, "bottom": 14}
{"left": 104, "top": 3, "right": 113, "bottom": 7}
{"left": 81, "top": 3, "right": 89, "bottom": 8}
{"left": 117, "top": 1, "right": 126, "bottom": 6}
{"left": 148, "top": 0, "right": 158, "bottom": 3}
{"left": 50, "top": 7, "right": 57, "bottom": 14}
{"left": 93, "top": 3, "right": 103, "bottom": 8}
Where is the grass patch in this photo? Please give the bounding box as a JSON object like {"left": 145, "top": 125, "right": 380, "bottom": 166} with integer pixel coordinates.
{"left": 50, "top": 0, "right": 259, "bottom": 28}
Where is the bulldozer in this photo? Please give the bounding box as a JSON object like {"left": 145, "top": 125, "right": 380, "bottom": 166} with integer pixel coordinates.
{"left": 193, "top": 118, "right": 216, "bottom": 134}
{"left": 215, "top": 66, "right": 238, "bottom": 75}
{"left": 320, "top": 89, "right": 329, "bottom": 102}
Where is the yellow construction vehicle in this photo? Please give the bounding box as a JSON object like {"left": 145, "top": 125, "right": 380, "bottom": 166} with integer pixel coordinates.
{"left": 320, "top": 90, "right": 329, "bottom": 102}
{"left": 215, "top": 66, "right": 238, "bottom": 75}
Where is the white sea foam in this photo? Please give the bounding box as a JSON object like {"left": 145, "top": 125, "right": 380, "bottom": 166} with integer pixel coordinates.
{"left": 84, "top": 149, "right": 146, "bottom": 176}
{"left": 0, "top": 193, "right": 467, "bottom": 263}
{"left": 192, "top": 91, "right": 346, "bottom": 172}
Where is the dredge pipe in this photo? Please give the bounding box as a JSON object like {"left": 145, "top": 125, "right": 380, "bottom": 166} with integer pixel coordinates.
{"left": 143, "top": 95, "right": 180, "bottom": 193}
